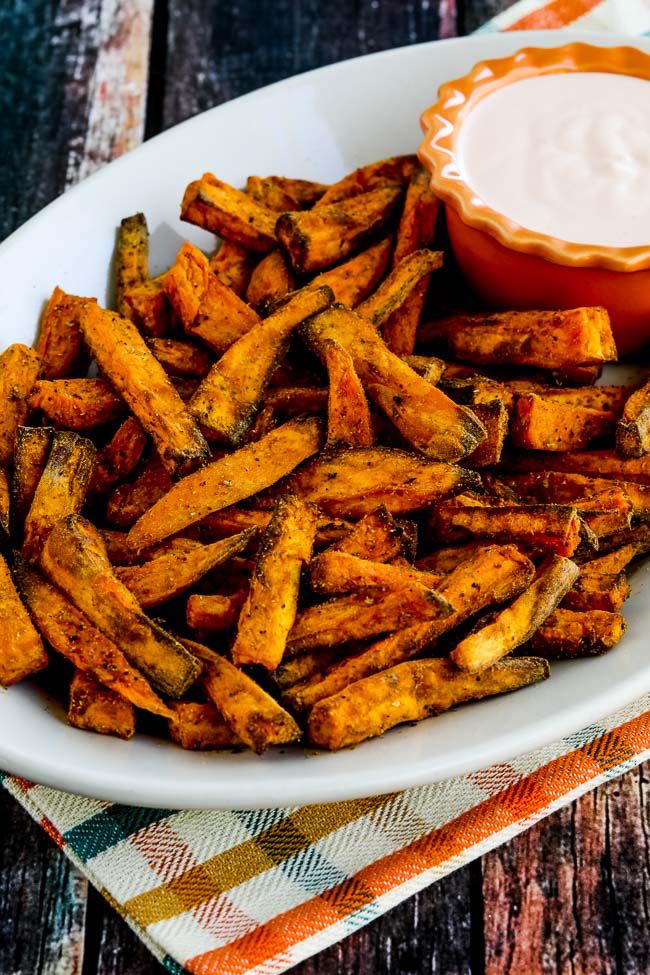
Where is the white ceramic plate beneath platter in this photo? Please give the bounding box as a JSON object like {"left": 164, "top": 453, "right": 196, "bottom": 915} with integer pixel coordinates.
{"left": 2, "top": 30, "right": 650, "bottom": 809}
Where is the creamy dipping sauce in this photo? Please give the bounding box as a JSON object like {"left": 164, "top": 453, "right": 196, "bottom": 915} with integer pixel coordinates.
{"left": 456, "top": 72, "right": 650, "bottom": 248}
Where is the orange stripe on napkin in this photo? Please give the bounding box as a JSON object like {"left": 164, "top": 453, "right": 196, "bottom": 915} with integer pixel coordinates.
{"left": 506, "top": 0, "right": 603, "bottom": 29}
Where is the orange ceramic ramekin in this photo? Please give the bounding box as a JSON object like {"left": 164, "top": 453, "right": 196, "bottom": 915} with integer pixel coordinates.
{"left": 418, "top": 44, "right": 650, "bottom": 357}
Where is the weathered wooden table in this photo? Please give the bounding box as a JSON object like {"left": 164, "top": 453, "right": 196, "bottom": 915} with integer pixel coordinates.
{"left": 2, "top": 1, "right": 648, "bottom": 971}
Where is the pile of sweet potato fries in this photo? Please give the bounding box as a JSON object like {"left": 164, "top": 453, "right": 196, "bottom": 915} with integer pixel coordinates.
{"left": 2, "top": 154, "right": 649, "bottom": 753}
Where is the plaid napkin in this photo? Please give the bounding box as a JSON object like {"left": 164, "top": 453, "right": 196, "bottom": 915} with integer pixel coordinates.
{"left": 5, "top": 1, "right": 650, "bottom": 972}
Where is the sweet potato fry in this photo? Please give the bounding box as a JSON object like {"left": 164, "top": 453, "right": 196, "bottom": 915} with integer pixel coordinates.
{"left": 286, "top": 583, "right": 452, "bottom": 655}
{"left": 10, "top": 426, "right": 53, "bottom": 538}
{"left": 317, "top": 155, "right": 416, "bottom": 206}
{"left": 465, "top": 401, "right": 509, "bottom": 467}
{"left": 68, "top": 669, "right": 135, "bottom": 739}
{"left": 0, "top": 468, "right": 8, "bottom": 537}
{"left": 595, "top": 522, "right": 650, "bottom": 557}
{"left": 80, "top": 303, "right": 209, "bottom": 477}
{"left": 382, "top": 281, "right": 429, "bottom": 357}
{"left": 310, "top": 549, "right": 440, "bottom": 595}
{"left": 90, "top": 416, "right": 148, "bottom": 495}
{"left": 422, "top": 307, "right": 617, "bottom": 368}
{"left": 16, "top": 563, "right": 171, "bottom": 717}
{"left": 116, "top": 213, "right": 148, "bottom": 318}
{"left": 434, "top": 503, "right": 583, "bottom": 557}
{"left": 35, "top": 287, "right": 93, "bottom": 378}
{"left": 244, "top": 176, "right": 301, "bottom": 212}
{"left": 186, "top": 591, "right": 247, "bottom": 631}
{"left": 512, "top": 394, "right": 617, "bottom": 451}
{"left": 168, "top": 701, "right": 241, "bottom": 750}
{"left": 274, "top": 647, "right": 345, "bottom": 691}
{"left": 401, "top": 355, "right": 446, "bottom": 384}
{"left": 166, "top": 243, "right": 260, "bottom": 353}
{"left": 311, "top": 237, "right": 392, "bottom": 307}
{"left": 189, "top": 286, "right": 333, "bottom": 443}
{"left": 327, "top": 510, "right": 403, "bottom": 565}
{"left": 41, "top": 515, "right": 201, "bottom": 697}
{"left": 580, "top": 546, "right": 638, "bottom": 576}
{"left": 28, "top": 378, "right": 125, "bottom": 430}
{"left": 0, "top": 344, "right": 41, "bottom": 466}
{"left": 117, "top": 529, "right": 255, "bottom": 608}
{"left": 304, "top": 306, "right": 486, "bottom": 460}
{"left": 308, "top": 656, "right": 549, "bottom": 750}
{"left": 247, "top": 175, "right": 328, "bottom": 209}
{"left": 528, "top": 608, "right": 626, "bottom": 658}
{"left": 22, "top": 431, "right": 96, "bottom": 563}
{"left": 273, "top": 445, "right": 478, "bottom": 518}
{"left": 498, "top": 470, "right": 648, "bottom": 518}
{"left": 122, "top": 274, "right": 175, "bottom": 337}
{"left": 147, "top": 338, "right": 212, "bottom": 378}
{"left": 181, "top": 173, "right": 277, "bottom": 252}
{"left": 392, "top": 165, "right": 439, "bottom": 264}
{"left": 276, "top": 184, "right": 402, "bottom": 273}
{"left": 264, "top": 386, "right": 328, "bottom": 417}
{"left": 105, "top": 452, "right": 172, "bottom": 528}
{"left": 246, "top": 250, "right": 295, "bottom": 312}
{"left": 127, "top": 416, "right": 322, "bottom": 551}
{"left": 501, "top": 450, "right": 650, "bottom": 486}
{"left": 209, "top": 240, "right": 256, "bottom": 298}
{"left": 185, "top": 639, "right": 301, "bottom": 753}
{"left": 319, "top": 339, "right": 373, "bottom": 447}
{"left": 286, "top": 544, "right": 534, "bottom": 710}
{"left": 561, "top": 571, "right": 630, "bottom": 613}
{"left": 0, "top": 552, "right": 47, "bottom": 686}
{"left": 356, "top": 249, "right": 442, "bottom": 328}
{"left": 617, "top": 378, "right": 650, "bottom": 457}
{"left": 451, "top": 556, "right": 580, "bottom": 672}
{"left": 232, "top": 497, "right": 318, "bottom": 669}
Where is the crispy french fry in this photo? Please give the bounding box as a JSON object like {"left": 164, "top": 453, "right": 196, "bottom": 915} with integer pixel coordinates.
{"left": 244, "top": 175, "right": 301, "bottom": 212}
{"left": 451, "top": 556, "right": 579, "bottom": 672}
{"left": 181, "top": 173, "right": 277, "bottom": 251}
{"left": 247, "top": 175, "right": 328, "bottom": 209}
{"left": 90, "top": 416, "right": 148, "bottom": 495}
{"left": 512, "top": 394, "right": 617, "bottom": 451}
{"left": 35, "top": 287, "right": 93, "bottom": 378}
{"left": 310, "top": 549, "right": 440, "bottom": 595}
{"left": 617, "top": 378, "right": 650, "bottom": 457}
{"left": 501, "top": 450, "right": 650, "bottom": 486}
{"left": 276, "top": 185, "right": 402, "bottom": 273}
{"left": 434, "top": 502, "right": 582, "bottom": 557}
{"left": 189, "top": 286, "right": 333, "bottom": 444}
{"left": 105, "top": 452, "right": 172, "bottom": 527}
{"left": 16, "top": 562, "right": 171, "bottom": 717}
{"left": 422, "top": 307, "right": 617, "bottom": 368}
{"left": 308, "top": 656, "right": 549, "bottom": 750}
{"left": 168, "top": 701, "right": 241, "bottom": 750}
{"left": 272, "top": 445, "right": 478, "bottom": 518}
{"left": 80, "top": 303, "right": 210, "bottom": 477}
{"left": 22, "top": 431, "right": 96, "bottom": 563}
{"left": 286, "top": 544, "right": 534, "bottom": 710}
{"left": 356, "top": 249, "right": 442, "bottom": 328}
{"left": 209, "top": 240, "right": 256, "bottom": 298}
{"left": 465, "top": 401, "right": 509, "bottom": 468}
{"left": 127, "top": 416, "right": 322, "bottom": 551}
{"left": 41, "top": 515, "right": 201, "bottom": 697}
{"left": 185, "top": 639, "right": 301, "bottom": 753}
{"left": 10, "top": 426, "right": 53, "bottom": 538}
{"left": 528, "top": 608, "right": 626, "bottom": 657}
{"left": 186, "top": 591, "right": 247, "bottom": 631}
{"left": 245, "top": 250, "right": 295, "bottom": 312}
{"left": 0, "top": 345, "right": 42, "bottom": 466}
{"left": 329, "top": 506, "right": 409, "bottom": 562}
{"left": 166, "top": 243, "right": 260, "bottom": 353}
{"left": 147, "top": 338, "right": 212, "bottom": 378}
{"left": 311, "top": 237, "right": 392, "bottom": 307}
{"left": 0, "top": 552, "right": 47, "bottom": 686}
{"left": 117, "top": 529, "right": 255, "bottom": 608}
{"left": 304, "top": 306, "right": 486, "bottom": 461}
{"left": 116, "top": 213, "right": 148, "bottom": 318}
{"left": 561, "top": 571, "right": 630, "bottom": 613}
{"left": 68, "top": 669, "right": 135, "bottom": 739}
{"left": 317, "top": 155, "right": 416, "bottom": 206}
{"left": 286, "top": 583, "right": 452, "bottom": 654}
{"left": 232, "top": 497, "right": 318, "bottom": 669}
{"left": 123, "top": 274, "right": 175, "bottom": 337}
{"left": 320, "top": 339, "right": 373, "bottom": 447}
{"left": 28, "top": 378, "right": 125, "bottom": 430}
